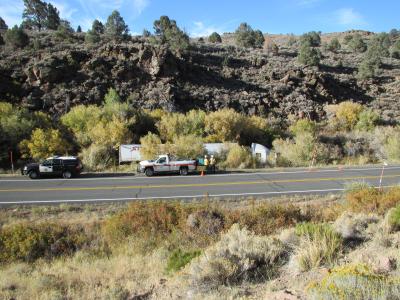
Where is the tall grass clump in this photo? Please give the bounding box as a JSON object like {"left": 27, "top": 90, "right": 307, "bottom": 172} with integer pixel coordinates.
{"left": 307, "top": 264, "right": 400, "bottom": 300}
{"left": 188, "top": 224, "right": 285, "bottom": 290}
{"left": 386, "top": 204, "right": 400, "bottom": 232}
{"left": 289, "top": 223, "right": 343, "bottom": 272}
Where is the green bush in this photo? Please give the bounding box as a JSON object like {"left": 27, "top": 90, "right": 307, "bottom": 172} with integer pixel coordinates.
{"left": 327, "top": 38, "right": 341, "bottom": 52}
{"left": 4, "top": 25, "right": 29, "bottom": 48}
{"left": 348, "top": 34, "right": 367, "bottom": 53}
{"left": 307, "top": 264, "right": 400, "bottom": 300}
{"left": 139, "top": 132, "right": 162, "bottom": 160}
{"left": 355, "top": 109, "right": 380, "bottom": 131}
{"left": 171, "top": 134, "right": 205, "bottom": 159}
{"left": 391, "top": 40, "right": 400, "bottom": 59}
{"left": 300, "top": 31, "right": 321, "bottom": 47}
{"left": 0, "top": 223, "right": 86, "bottom": 263}
{"left": 208, "top": 32, "right": 222, "bottom": 43}
{"left": 234, "top": 23, "right": 264, "bottom": 48}
{"left": 388, "top": 204, "right": 400, "bottom": 231}
{"left": 166, "top": 249, "right": 201, "bottom": 273}
{"left": 298, "top": 42, "right": 321, "bottom": 66}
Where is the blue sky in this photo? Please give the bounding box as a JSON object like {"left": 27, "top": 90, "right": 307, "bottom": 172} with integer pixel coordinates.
{"left": 0, "top": 0, "right": 399, "bottom": 35}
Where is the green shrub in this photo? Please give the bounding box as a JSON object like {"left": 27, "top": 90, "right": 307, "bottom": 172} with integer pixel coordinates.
{"left": 102, "top": 202, "right": 188, "bottom": 245}
{"left": 208, "top": 32, "right": 222, "bottom": 43}
{"left": 85, "top": 30, "right": 100, "bottom": 44}
{"left": 307, "top": 264, "right": 400, "bottom": 300}
{"left": 166, "top": 249, "right": 201, "bottom": 273}
{"left": 300, "top": 31, "right": 321, "bottom": 47}
{"left": 355, "top": 109, "right": 380, "bottom": 131}
{"left": 298, "top": 42, "right": 321, "bottom": 66}
{"left": 327, "top": 38, "right": 341, "bottom": 52}
{"left": 391, "top": 40, "right": 400, "bottom": 59}
{"left": 387, "top": 205, "right": 400, "bottom": 232}
{"left": 4, "top": 25, "right": 29, "bottom": 48}
{"left": 348, "top": 34, "right": 367, "bottom": 53}
{"left": 0, "top": 223, "right": 86, "bottom": 263}
{"left": 331, "top": 101, "right": 364, "bottom": 131}
{"left": 188, "top": 224, "right": 285, "bottom": 289}
{"left": 234, "top": 23, "right": 264, "bottom": 48}
{"left": 344, "top": 181, "right": 372, "bottom": 193}
{"left": 384, "top": 132, "right": 400, "bottom": 162}
{"left": 290, "top": 223, "right": 342, "bottom": 272}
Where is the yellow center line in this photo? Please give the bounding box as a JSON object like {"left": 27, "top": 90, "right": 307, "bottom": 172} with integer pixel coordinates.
{"left": 0, "top": 174, "right": 399, "bottom": 193}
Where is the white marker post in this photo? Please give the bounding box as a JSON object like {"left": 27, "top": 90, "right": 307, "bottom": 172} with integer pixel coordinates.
{"left": 379, "top": 161, "right": 388, "bottom": 190}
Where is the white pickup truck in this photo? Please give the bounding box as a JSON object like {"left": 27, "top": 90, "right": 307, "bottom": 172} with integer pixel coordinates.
{"left": 137, "top": 154, "right": 199, "bottom": 176}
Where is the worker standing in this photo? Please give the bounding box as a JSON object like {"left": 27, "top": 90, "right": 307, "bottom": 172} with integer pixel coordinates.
{"left": 204, "top": 155, "right": 209, "bottom": 172}
{"left": 210, "top": 155, "right": 216, "bottom": 174}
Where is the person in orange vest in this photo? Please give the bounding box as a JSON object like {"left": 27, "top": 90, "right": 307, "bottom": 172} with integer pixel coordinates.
{"left": 204, "top": 155, "right": 209, "bottom": 172}
{"left": 210, "top": 155, "right": 216, "bottom": 173}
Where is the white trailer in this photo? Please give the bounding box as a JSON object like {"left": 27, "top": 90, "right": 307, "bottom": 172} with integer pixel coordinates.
{"left": 119, "top": 144, "right": 142, "bottom": 163}
{"left": 251, "top": 143, "right": 270, "bottom": 163}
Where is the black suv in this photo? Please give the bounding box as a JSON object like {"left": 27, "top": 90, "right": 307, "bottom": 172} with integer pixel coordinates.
{"left": 22, "top": 156, "right": 83, "bottom": 179}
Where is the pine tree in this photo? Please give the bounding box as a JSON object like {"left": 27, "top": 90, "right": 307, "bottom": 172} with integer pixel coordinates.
{"left": 92, "top": 20, "right": 104, "bottom": 34}
{"left": 77, "top": 25, "right": 82, "bottom": 33}
{"left": 105, "top": 10, "right": 129, "bottom": 40}
{"left": 153, "top": 16, "right": 189, "bottom": 50}
{"left": 0, "top": 17, "right": 8, "bottom": 30}
{"left": 208, "top": 32, "right": 222, "bottom": 43}
{"left": 22, "top": 0, "right": 48, "bottom": 31}
{"left": 254, "top": 30, "right": 265, "bottom": 48}
{"left": 298, "top": 42, "right": 321, "bottom": 66}
{"left": 45, "top": 3, "right": 60, "bottom": 30}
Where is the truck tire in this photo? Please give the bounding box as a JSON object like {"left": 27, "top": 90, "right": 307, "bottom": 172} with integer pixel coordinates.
{"left": 62, "top": 170, "right": 72, "bottom": 179}
{"left": 145, "top": 168, "right": 154, "bottom": 177}
{"left": 180, "top": 167, "right": 188, "bottom": 176}
{"left": 29, "top": 170, "right": 39, "bottom": 179}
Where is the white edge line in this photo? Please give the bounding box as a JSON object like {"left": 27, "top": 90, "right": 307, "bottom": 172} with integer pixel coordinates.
{"left": 2, "top": 185, "right": 398, "bottom": 205}
{"left": 0, "top": 188, "right": 346, "bottom": 204}
{"left": 1, "top": 166, "right": 400, "bottom": 182}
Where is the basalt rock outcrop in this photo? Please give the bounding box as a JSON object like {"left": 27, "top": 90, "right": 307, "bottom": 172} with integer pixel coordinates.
{"left": 0, "top": 32, "right": 399, "bottom": 122}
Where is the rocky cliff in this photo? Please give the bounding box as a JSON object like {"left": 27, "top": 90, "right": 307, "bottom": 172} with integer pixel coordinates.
{"left": 1, "top": 31, "right": 399, "bottom": 122}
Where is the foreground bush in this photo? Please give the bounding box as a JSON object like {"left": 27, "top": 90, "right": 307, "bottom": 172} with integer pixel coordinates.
{"left": 346, "top": 187, "right": 400, "bottom": 214}
{"left": 0, "top": 223, "right": 87, "bottom": 263}
{"left": 228, "top": 204, "right": 306, "bottom": 236}
{"left": 307, "top": 264, "right": 400, "bottom": 300}
{"left": 189, "top": 224, "right": 285, "bottom": 289}
{"left": 290, "top": 223, "right": 342, "bottom": 272}
{"left": 166, "top": 249, "right": 201, "bottom": 273}
{"left": 387, "top": 204, "right": 400, "bottom": 232}
{"left": 102, "top": 202, "right": 188, "bottom": 245}
{"left": 223, "top": 144, "right": 256, "bottom": 168}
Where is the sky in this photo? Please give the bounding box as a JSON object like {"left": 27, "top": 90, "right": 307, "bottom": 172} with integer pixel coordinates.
{"left": 0, "top": 0, "right": 399, "bottom": 36}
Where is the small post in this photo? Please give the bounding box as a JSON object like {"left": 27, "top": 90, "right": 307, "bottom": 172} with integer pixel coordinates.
{"left": 379, "top": 161, "right": 388, "bottom": 190}
{"left": 9, "top": 150, "right": 14, "bottom": 174}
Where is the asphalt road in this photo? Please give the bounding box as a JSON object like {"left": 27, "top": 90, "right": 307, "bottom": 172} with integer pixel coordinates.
{"left": 0, "top": 165, "right": 399, "bottom": 205}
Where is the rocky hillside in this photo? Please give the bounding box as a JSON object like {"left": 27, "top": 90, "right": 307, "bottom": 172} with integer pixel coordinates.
{"left": 1, "top": 30, "right": 400, "bottom": 122}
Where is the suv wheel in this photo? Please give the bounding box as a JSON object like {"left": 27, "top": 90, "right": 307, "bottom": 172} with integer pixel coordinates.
{"left": 180, "top": 167, "right": 188, "bottom": 176}
{"left": 29, "top": 170, "right": 39, "bottom": 179}
{"left": 145, "top": 168, "right": 154, "bottom": 177}
{"left": 62, "top": 170, "right": 72, "bottom": 179}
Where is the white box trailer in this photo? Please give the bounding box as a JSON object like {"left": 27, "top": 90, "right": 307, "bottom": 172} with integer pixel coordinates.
{"left": 251, "top": 143, "right": 270, "bottom": 163}
{"left": 119, "top": 144, "right": 142, "bottom": 163}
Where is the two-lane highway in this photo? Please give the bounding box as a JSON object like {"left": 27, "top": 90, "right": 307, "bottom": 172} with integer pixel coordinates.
{"left": 0, "top": 166, "right": 400, "bottom": 205}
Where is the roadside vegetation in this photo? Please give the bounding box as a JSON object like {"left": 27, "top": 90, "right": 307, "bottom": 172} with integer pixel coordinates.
{"left": 1, "top": 186, "right": 400, "bottom": 298}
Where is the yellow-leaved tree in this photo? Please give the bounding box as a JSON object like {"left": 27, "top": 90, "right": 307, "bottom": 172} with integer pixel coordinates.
{"left": 19, "top": 128, "right": 71, "bottom": 160}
